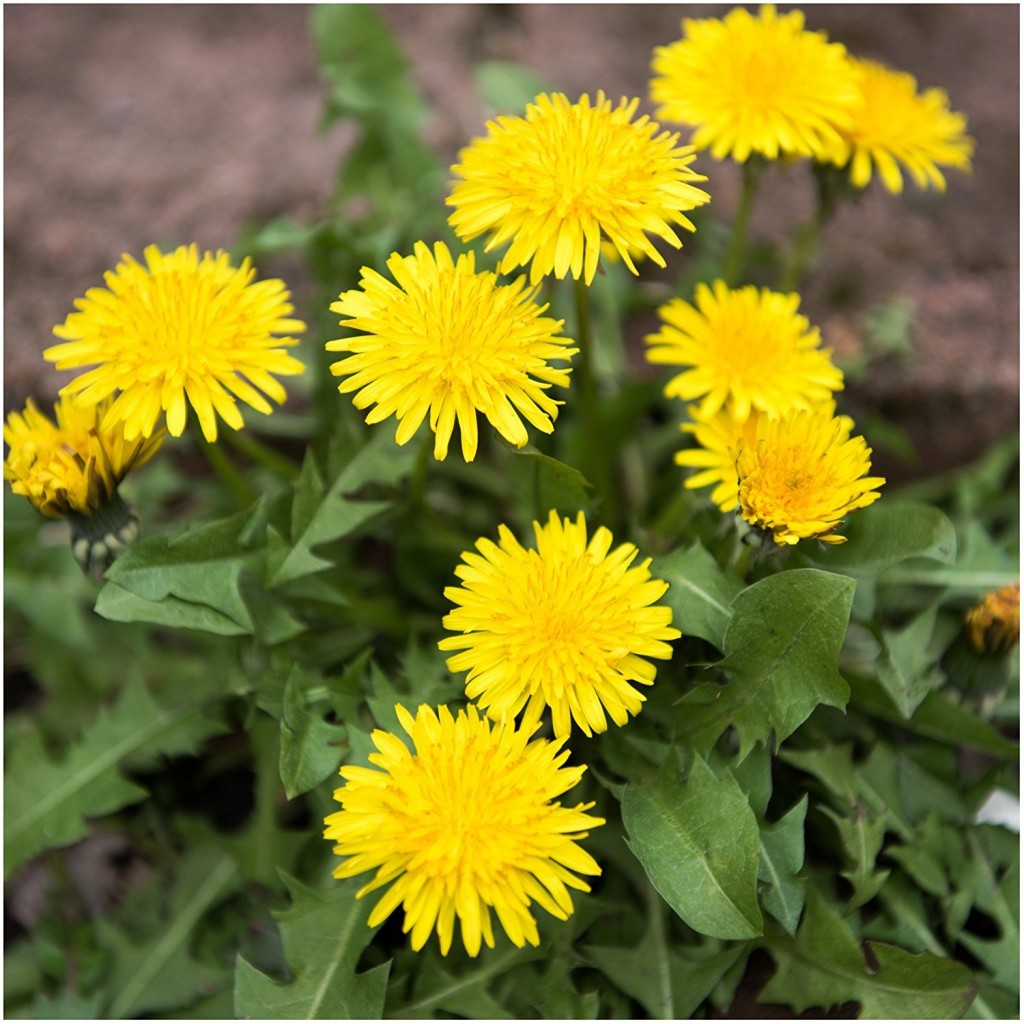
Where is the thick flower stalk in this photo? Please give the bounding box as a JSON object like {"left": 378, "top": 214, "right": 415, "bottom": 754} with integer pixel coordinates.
{"left": 447, "top": 90, "right": 710, "bottom": 286}
{"left": 324, "top": 703, "right": 604, "bottom": 957}
{"left": 4, "top": 395, "right": 163, "bottom": 576}
{"left": 836, "top": 56, "right": 974, "bottom": 193}
{"left": 44, "top": 244, "right": 306, "bottom": 443}
{"left": 645, "top": 280, "right": 844, "bottom": 421}
{"left": 439, "top": 511, "right": 681, "bottom": 738}
{"left": 650, "top": 4, "right": 860, "bottom": 163}
{"left": 327, "top": 241, "right": 576, "bottom": 462}
{"left": 734, "top": 407, "right": 885, "bottom": 545}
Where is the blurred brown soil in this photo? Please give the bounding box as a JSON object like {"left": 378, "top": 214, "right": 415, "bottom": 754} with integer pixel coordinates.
{"left": 4, "top": 3, "right": 1020, "bottom": 481}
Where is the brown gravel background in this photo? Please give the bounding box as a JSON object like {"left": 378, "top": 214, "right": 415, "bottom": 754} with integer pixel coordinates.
{"left": 4, "top": 4, "right": 1019, "bottom": 480}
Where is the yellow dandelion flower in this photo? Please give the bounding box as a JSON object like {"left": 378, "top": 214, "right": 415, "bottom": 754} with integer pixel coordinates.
{"left": 650, "top": 4, "right": 860, "bottom": 163}
{"left": 44, "top": 244, "right": 306, "bottom": 443}
{"left": 965, "top": 583, "right": 1020, "bottom": 656}
{"left": 438, "top": 511, "right": 681, "bottom": 738}
{"left": 645, "top": 279, "right": 844, "bottom": 421}
{"left": 446, "top": 90, "right": 710, "bottom": 286}
{"left": 839, "top": 57, "right": 975, "bottom": 194}
{"left": 324, "top": 703, "right": 604, "bottom": 957}
{"left": 327, "top": 241, "right": 577, "bottom": 462}
{"left": 735, "top": 407, "right": 885, "bottom": 545}
{"left": 4, "top": 394, "right": 162, "bottom": 518}
{"left": 675, "top": 400, "right": 853, "bottom": 513}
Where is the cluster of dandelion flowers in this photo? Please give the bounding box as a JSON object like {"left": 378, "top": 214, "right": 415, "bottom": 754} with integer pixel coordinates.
{"left": 650, "top": 5, "right": 860, "bottom": 164}
{"left": 439, "top": 511, "right": 681, "bottom": 738}
{"left": 327, "top": 241, "right": 577, "bottom": 462}
{"left": 43, "top": 244, "right": 306, "bottom": 444}
{"left": 323, "top": 703, "right": 603, "bottom": 957}
{"left": 4, "top": 395, "right": 162, "bottom": 519}
{"left": 446, "top": 90, "right": 711, "bottom": 286}
{"left": 835, "top": 57, "right": 974, "bottom": 194}
{"left": 645, "top": 280, "right": 844, "bottom": 421}
{"left": 734, "top": 407, "right": 885, "bottom": 546}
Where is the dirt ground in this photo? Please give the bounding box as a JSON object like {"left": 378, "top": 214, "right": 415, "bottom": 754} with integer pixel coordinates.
{"left": 4, "top": 4, "right": 1020, "bottom": 481}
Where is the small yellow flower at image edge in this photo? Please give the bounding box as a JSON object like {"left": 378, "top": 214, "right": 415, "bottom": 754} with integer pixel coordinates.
{"left": 326, "top": 240, "right": 577, "bottom": 462}
{"left": 447, "top": 90, "right": 710, "bottom": 286}
{"left": 439, "top": 510, "right": 681, "bottom": 738}
{"left": 323, "top": 703, "right": 604, "bottom": 957}
{"left": 734, "top": 407, "right": 886, "bottom": 546}
{"left": 965, "top": 583, "right": 1020, "bottom": 656}
{"left": 43, "top": 243, "right": 307, "bottom": 444}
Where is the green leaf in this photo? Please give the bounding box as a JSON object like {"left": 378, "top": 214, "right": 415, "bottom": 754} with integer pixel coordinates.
{"left": 94, "top": 581, "right": 250, "bottom": 636}
{"left": 760, "top": 886, "right": 977, "bottom": 1018}
{"left": 758, "top": 796, "right": 808, "bottom": 935}
{"left": 279, "top": 665, "right": 348, "bottom": 800}
{"left": 98, "top": 847, "right": 239, "bottom": 1018}
{"left": 506, "top": 446, "right": 594, "bottom": 520}
{"left": 876, "top": 602, "right": 943, "bottom": 717}
{"left": 4, "top": 676, "right": 225, "bottom": 876}
{"left": 678, "top": 569, "right": 854, "bottom": 757}
{"left": 98, "top": 502, "right": 268, "bottom": 633}
{"left": 622, "top": 753, "right": 763, "bottom": 940}
{"left": 475, "top": 60, "right": 556, "bottom": 115}
{"left": 651, "top": 542, "right": 744, "bottom": 650}
{"left": 234, "top": 874, "right": 390, "bottom": 1019}
{"left": 269, "top": 433, "right": 415, "bottom": 588}
{"left": 802, "top": 502, "right": 956, "bottom": 577}
{"left": 820, "top": 805, "right": 891, "bottom": 908}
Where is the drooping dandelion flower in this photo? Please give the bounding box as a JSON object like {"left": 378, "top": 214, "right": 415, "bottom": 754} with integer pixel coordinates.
{"left": 439, "top": 511, "right": 681, "bottom": 738}
{"left": 44, "top": 244, "right": 306, "bottom": 443}
{"left": 447, "top": 90, "right": 710, "bottom": 285}
{"left": 650, "top": 5, "right": 860, "bottom": 163}
{"left": 645, "top": 280, "right": 844, "bottom": 421}
{"left": 327, "top": 241, "right": 576, "bottom": 461}
{"left": 675, "top": 400, "right": 854, "bottom": 513}
{"left": 324, "top": 703, "right": 604, "bottom": 957}
{"left": 965, "top": 584, "right": 1020, "bottom": 656}
{"left": 3, "top": 395, "right": 163, "bottom": 575}
{"left": 734, "top": 407, "right": 885, "bottom": 545}
{"left": 837, "top": 56, "right": 974, "bottom": 193}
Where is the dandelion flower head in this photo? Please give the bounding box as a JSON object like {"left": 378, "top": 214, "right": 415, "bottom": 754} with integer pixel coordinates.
{"left": 4, "top": 395, "right": 162, "bottom": 518}
{"left": 965, "top": 583, "right": 1020, "bottom": 656}
{"left": 439, "top": 511, "right": 681, "bottom": 738}
{"left": 447, "top": 90, "right": 710, "bottom": 286}
{"left": 650, "top": 5, "right": 860, "bottom": 163}
{"left": 327, "top": 241, "right": 576, "bottom": 462}
{"left": 735, "top": 407, "right": 885, "bottom": 545}
{"left": 44, "top": 244, "right": 306, "bottom": 443}
{"left": 324, "top": 703, "right": 604, "bottom": 957}
{"left": 646, "top": 280, "right": 844, "bottom": 421}
{"left": 838, "top": 57, "right": 974, "bottom": 193}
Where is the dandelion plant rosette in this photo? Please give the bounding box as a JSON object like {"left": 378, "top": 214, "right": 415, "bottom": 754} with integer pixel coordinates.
{"left": 446, "top": 90, "right": 710, "bottom": 285}
{"left": 326, "top": 240, "right": 577, "bottom": 462}
{"left": 43, "top": 244, "right": 307, "bottom": 443}
{"left": 439, "top": 511, "right": 681, "bottom": 738}
{"left": 650, "top": 4, "right": 860, "bottom": 163}
{"left": 323, "top": 703, "right": 603, "bottom": 958}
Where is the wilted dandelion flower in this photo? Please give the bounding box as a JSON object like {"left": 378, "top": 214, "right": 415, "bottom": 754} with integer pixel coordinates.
{"left": 327, "top": 241, "right": 576, "bottom": 462}
{"left": 324, "top": 703, "right": 603, "bottom": 957}
{"left": 735, "top": 407, "right": 885, "bottom": 545}
{"left": 645, "top": 280, "right": 844, "bottom": 421}
{"left": 965, "top": 584, "right": 1020, "bottom": 655}
{"left": 4, "top": 395, "right": 163, "bottom": 575}
{"left": 837, "top": 57, "right": 974, "bottom": 193}
{"left": 676, "top": 400, "right": 853, "bottom": 513}
{"left": 447, "top": 90, "right": 710, "bottom": 286}
{"left": 650, "top": 5, "right": 860, "bottom": 163}
{"left": 44, "top": 244, "right": 306, "bottom": 443}
{"left": 439, "top": 511, "right": 681, "bottom": 738}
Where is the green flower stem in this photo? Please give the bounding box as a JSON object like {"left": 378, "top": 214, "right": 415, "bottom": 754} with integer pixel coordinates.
{"left": 573, "top": 277, "right": 617, "bottom": 528}
{"left": 194, "top": 426, "right": 256, "bottom": 506}
{"left": 220, "top": 427, "right": 300, "bottom": 481}
{"left": 250, "top": 712, "right": 280, "bottom": 888}
{"left": 780, "top": 162, "right": 845, "bottom": 292}
{"left": 407, "top": 427, "right": 434, "bottom": 515}
{"left": 722, "top": 156, "right": 765, "bottom": 287}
